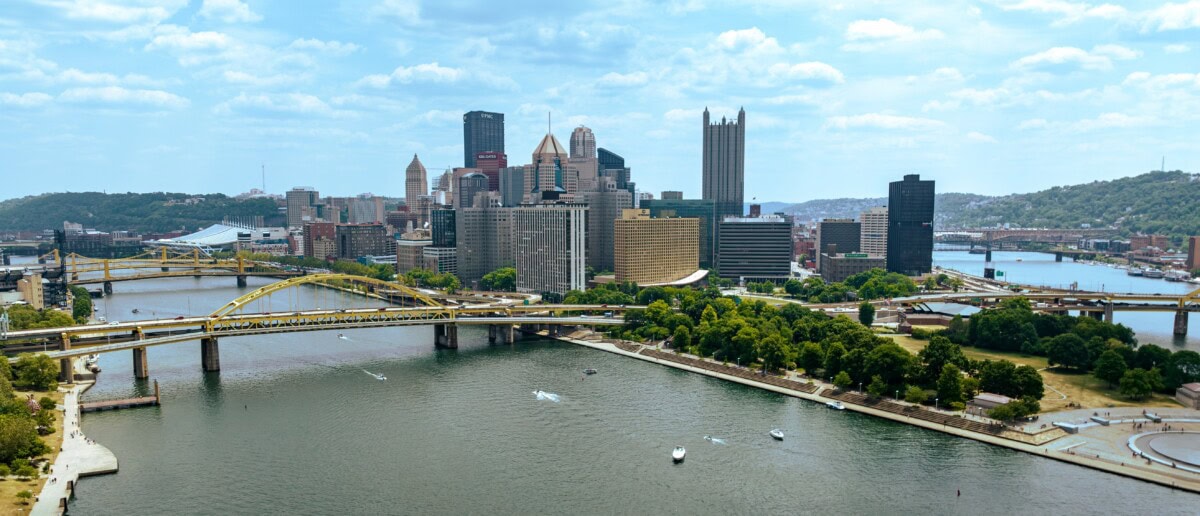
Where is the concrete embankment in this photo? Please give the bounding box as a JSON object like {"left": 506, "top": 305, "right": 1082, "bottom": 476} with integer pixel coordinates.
{"left": 32, "top": 364, "right": 119, "bottom": 516}
{"left": 548, "top": 332, "right": 1200, "bottom": 495}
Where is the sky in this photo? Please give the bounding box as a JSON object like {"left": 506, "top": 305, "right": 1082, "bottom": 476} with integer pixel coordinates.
{"left": 1, "top": 0, "right": 1198, "bottom": 203}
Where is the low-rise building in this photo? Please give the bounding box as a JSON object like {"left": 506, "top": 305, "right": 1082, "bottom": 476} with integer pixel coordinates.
{"left": 819, "top": 253, "right": 886, "bottom": 283}
{"left": 1177, "top": 382, "right": 1200, "bottom": 409}
{"left": 396, "top": 231, "right": 432, "bottom": 274}
{"left": 614, "top": 209, "right": 699, "bottom": 285}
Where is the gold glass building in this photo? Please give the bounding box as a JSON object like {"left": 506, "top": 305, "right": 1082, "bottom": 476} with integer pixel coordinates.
{"left": 614, "top": 209, "right": 700, "bottom": 285}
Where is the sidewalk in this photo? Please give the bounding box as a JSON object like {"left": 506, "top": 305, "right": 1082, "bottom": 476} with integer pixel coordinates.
{"left": 32, "top": 374, "right": 118, "bottom": 516}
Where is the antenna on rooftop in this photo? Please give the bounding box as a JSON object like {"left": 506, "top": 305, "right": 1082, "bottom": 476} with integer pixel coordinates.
{"left": 261, "top": 163, "right": 266, "bottom": 192}
{"left": 1161, "top": 156, "right": 1166, "bottom": 173}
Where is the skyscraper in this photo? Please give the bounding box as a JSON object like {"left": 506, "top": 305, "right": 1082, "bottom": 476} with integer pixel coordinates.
{"left": 526, "top": 133, "right": 569, "bottom": 200}
{"left": 474, "top": 151, "right": 507, "bottom": 191}
{"left": 405, "top": 154, "right": 427, "bottom": 210}
{"left": 816, "top": 219, "right": 861, "bottom": 271}
{"left": 570, "top": 126, "right": 596, "bottom": 159}
{"left": 702, "top": 107, "right": 745, "bottom": 219}
{"left": 582, "top": 186, "right": 633, "bottom": 272}
{"left": 887, "top": 174, "right": 935, "bottom": 276}
{"left": 860, "top": 206, "right": 889, "bottom": 257}
{"left": 463, "top": 111, "right": 505, "bottom": 168}
{"left": 457, "top": 172, "right": 489, "bottom": 209}
{"left": 286, "top": 187, "right": 320, "bottom": 229}
{"left": 717, "top": 215, "right": 791, "bottom": 281}
{"left": 514, "top": 203, "right": 587, "bottom": 296}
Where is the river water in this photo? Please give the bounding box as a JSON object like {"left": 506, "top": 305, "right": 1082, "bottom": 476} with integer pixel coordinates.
{"left": 933, "top": 251, "right": 1200, "bottom": 352}
{"left": 56, "top": 275, "right": 1196, "bottom": 514}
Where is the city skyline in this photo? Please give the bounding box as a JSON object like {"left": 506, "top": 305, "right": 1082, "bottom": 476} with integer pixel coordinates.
{"left": 2, "top": 1, "right": 1199, "bottom": 202}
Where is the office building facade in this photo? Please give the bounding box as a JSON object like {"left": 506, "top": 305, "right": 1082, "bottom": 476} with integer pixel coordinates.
{"left": 457, "top": 172, "right": 489, "bottom": 209}
{"left": 820, "top": 253, "right": 887, "bottom": 284}
{"left": 816, "top": 219, "right": 861, "bottom": 270}
{"left": 431, "top": 209, "right": 456, "bottom": 248}
{"left": 702, "top": 107, "right": 746, "bottom": 219}
{"left": 582, "top": 187, "right": 633, "bottom": 272}
{"left": 614, "top": 209, "right": 700, "bottom": 285}
{"left": 456, "top": 206, "right": 514, "bottom": 287}
{"left": 463, "top": 111, "right": 505, "bottom": 168}
{"left": 474, "top": 151, "right": 507, "bottom": 191}
{"left": 860, "top": 206, "right": 888, "bottom": 257}
{"left": 286, "top": 187, "right": 320, "bottom": 228}
{"left": 717, "top": 215, "right": 792, "bottom": 281}
{"left": 303, "top": 222, "right": 337, "bottom": 259}
{"left": 641, "top": 198, "right": 717, "bottom": 268}
{"left": 570, "top": 126, "right": 596, "bottom": 159}
{"left": 513, "top": 203, "right": 587, "bottom": 295}
{"left": 886, "top": 174, "right": 935, "bottom": 276}
{"left": 335, "top": 224, "right": 390, "bottom": 259}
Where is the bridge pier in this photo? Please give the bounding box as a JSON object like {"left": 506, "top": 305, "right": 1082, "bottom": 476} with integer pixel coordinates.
{"left": 434, "top": 324, "right": 458, "bottom": 349}
{"left": 1175, "top": 310, "right": 1189, "bottom": 336}
{"left": 59, "top": 336, "right": 73, "bottom": 384}
{"left": 236, "top": 275, "right": 247, "bottom": 288}
{"left": 132, "top": 347, "right": 149, "bottom": 379}
{"left": 1, "top": 254, "right": 9, "bottom": 266}
{"left": 201, "top": 337, "right": 220, "bottom": 372}
{"left": 1055, "top": 252, "right": 1063, "bottom": 262}
{"left": 103, "top": 281, "right": 113, "bottom": 295}
{"left": 1104, "top": 303, "right": 1114, "bottom": 324}
{"left": 161, "top": 267, "right": 169, "bottom": 272}
{"left": 487, "top": 324, "right": 514, "bottom": 344}
{"left": 1087, "top": 310, "right": 1104, "bottom": 321}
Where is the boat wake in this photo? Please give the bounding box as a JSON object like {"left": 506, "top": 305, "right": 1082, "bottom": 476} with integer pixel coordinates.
{"left": 703, "top": 435, "right": 727, "bottom": 445}
{"left": 337, "top": 333, "right": 350, "bottom": 341}
{"left": 363, "top": 369, "right": 386, "bottom": 381}
{"left": 532, "top": 390, "right": 561, "bottom": 403}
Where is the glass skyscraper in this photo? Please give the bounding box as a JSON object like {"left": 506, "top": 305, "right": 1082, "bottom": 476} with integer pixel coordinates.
{"left": 886, "top": 174, "right": 935, "bottom": 276}
{"left": 463, "top": 111, "right": 505, "bottom": 168}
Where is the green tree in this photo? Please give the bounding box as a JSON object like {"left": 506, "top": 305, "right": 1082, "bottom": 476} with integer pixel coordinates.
{"left": 1013, "top": 365, "right": 1045, "bottom": 399}
{"left": 1119, "top": 368, "right": 1156, "bottom": 400}
{"left": 1047, "top": 333, "right": 1091, "bottom": 370}
{"left": 37, "top": 397, "right": 55, "bottom": 411}
{"left": 70, "top": 285, "right": 92, "bottom": 323}
{"left": 755, "top": 334, "right": 794, "bottom": 373}
{"left": 14, "top": 466, "right": 35, "bottom": 481}
{"left": 0, "top": 464, "right": 10, "bottom": 478}
{"left": 823, "top": 342, "right": 847, "bottom": 377}
{"left": 978, "top": 360, "right": 1019, "bottom": 397}
{"left": 15, "top": 490, "right": 32, "bottom": 505}
{"left": 1163, "top": 350, "right": 1200, "bottom": 390}
{"left": 1093, "top": 350, "right": 1128, "bottom": 387}
{"left": 904, "top": 385, "right": 928, "bottom": 404}
{"left": 858, "top": 301, "right": 875, "bottom": 326}
{"left": 671, "top": 325, "right": 691, "bottom": 350}
{"left": 943, "top": 315, "right": 969, "bottom": 344}
{"left": 867, "top": 375, "right": 888, "bottom": 398}
{"left": 936, "top": 363, "right": 964, "bottom": 404}
{"left": 987, "top": 403, "right": 1015, "bottom": 422}
{"left": 479, "top": 267, "right": 516, "bottom": 291}
{"left": 0, "top": 414, "right": 45, "bottom": 466}
{"left": 917, "top": 336, "right": 967, "bottom": 385}
{"left": 784, "top": 279, "right": 803, "bottom": 298}
{"left": 13, "top": 354, "right": 58, "bottom": 392}
{"left": 798, "top": 342, "right": 824, "bottom": 374}
{"left": 833, "top": 371, "right": 852, "bottom": 390}
{"left": 864, "top": 343, "right": 912, "bottom": 388}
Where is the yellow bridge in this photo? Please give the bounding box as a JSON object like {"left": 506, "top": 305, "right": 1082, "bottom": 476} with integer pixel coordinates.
{"left": 40, "top": 248, "right": 302, "bottom": 292}
{"left": 3, "top": 274, "right": 634, "bottom": 381}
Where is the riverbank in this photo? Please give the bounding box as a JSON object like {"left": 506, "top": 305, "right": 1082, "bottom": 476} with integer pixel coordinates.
{"left": 545, "top": 329, "right": 1200, "bottom": 495}
{"left": 31, "top": 360, "right": 118, "bottom": 516}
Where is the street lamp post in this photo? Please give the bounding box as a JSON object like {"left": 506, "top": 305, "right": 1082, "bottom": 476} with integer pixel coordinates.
{"left": 896, "top": 389, "right": 899, "bottom": 401}
{"left": 935, "top": 398, "right": 939, "bottom": 410}
{"left": 859, "top": 382, "right": 863, "bottom": 392}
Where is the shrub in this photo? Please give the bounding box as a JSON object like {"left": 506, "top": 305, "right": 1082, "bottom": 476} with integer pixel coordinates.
{"left": 910, "top": 327, "right": 933, "bottom": 340}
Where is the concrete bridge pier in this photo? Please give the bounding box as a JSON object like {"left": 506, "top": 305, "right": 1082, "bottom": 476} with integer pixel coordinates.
{"left": 1175, "top": 310, "right": 1189, "bottom": 336}
{"left": 434, "top": 324, "right": 458, "bottom": 348}
{"left": 201, "top": 337, "right": 220, "bottom": 372}
{"left": 161, "top": 267, "right": 169, "bottom": 272}
{"left": 58, "top": 336, "right": 73, "bottom": 384}
{"left": 236, "top": 275, "right": 248, "bottom": 288}
{"left": 488, "top": 324, "right": 514, "bottom": 344}
{"left": 132, "top": 347, "right": 149, "bottom": 379}
{"left": 1, "top": 254, "right": 9, "bottom": 266}
{"left": 1055, "top": 252, "right": 1063, "bottom": 262}
{"left": 1087, "top": 310, "right": 1104, "bottom": 321}
{"left": 1104, "top": 303, "right": 1114, "bottom": 324}
{"left": 103, "top": 281, "right": 113, "bottom": 295}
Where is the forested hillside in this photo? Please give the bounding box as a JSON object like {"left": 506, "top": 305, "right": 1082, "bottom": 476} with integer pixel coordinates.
{"left": 0, "top": 192, "right": 281, "bottom": 233}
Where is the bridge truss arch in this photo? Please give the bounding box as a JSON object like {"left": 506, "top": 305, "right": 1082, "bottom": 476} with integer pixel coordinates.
{"left": 208, "top": 273, "right": 441, "bottom": 321}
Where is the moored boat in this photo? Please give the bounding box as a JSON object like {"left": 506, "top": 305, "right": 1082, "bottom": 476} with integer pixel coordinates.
{"left": 1144, "top": 269, "right": 1165, "bottom": 279}
{"left": 1165, "top": 270, "right": 1190, "bottom": 282}
{"left": 826, "top": 401, "right": 845, "bottom": 410}
{"left": 1126, "top": 268, "right": 1144, "bottom": 277}
{"left": 583, "top": 368, "right": 598, "bottom": 375}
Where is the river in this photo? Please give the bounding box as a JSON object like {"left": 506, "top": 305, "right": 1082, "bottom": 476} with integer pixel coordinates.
{"left": 57, "top": 275, "right": 1195, "bottom": 514}
{"left": 934, "top": 250, "right": 1200, "bottom": 352}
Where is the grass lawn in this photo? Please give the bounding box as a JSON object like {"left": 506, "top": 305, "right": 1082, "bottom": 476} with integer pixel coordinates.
{"left": 0, "top": 389, "right": 65, "bottom": 515}
{"left": 886, "top": 335, "right": 1181, "bottom": 413}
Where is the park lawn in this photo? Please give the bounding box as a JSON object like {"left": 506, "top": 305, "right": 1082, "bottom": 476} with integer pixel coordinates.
{"left": 886, "top": 335, "right": 1180, "bottom": 413}
{"left": 0, "top": 389, "right": 64, "bottom": 515}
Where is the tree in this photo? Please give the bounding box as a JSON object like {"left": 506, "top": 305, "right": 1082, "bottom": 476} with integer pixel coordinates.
{"left": 798, "top": 342, "right": 824, "bottom": 374}
{"left": 918, "top": 336, "right": 967, "bottom": 385}
{"left": 784, "top": 279, "right": 803, "bottom": 298}
{"left": 904, "top": 385, "right": 928, "bottom": 404}
{"left": 1093, "top": 350, "right": 1128, "bottom": 387}
{"left": 755, "top": 334, "right": 794, "bottom": 373}
{"left": 987, "top": 403, "right": 1015, "bottom": 422}
{"left": 14, "top": 466, "right": 35, "bottom": 480}
{"left": 479, "top": 267, "right": 516, "bottom": 291}
{"left": 1163, "top": 350, "right": 1200, "bottom": 390}
{"left": 943, "top": 315, "right": 969, "bottom": 344}
{"left": 978, "top": 360, "right": 1020, "bottom": 398}
{"left": 15, "top": 490, "right": 32, "bottom": 505}
{"left": 671, "top": 325, "right": 691, "bottom": 350}
{"left": 864, "top": 343, "right": 912, "bottom": 388}
{"left": 823, "top": 342, "right": 847, "bottom": 377}
{"left": 70, "top": 285, "right": 92, "bottom": 323}
{"left": 867, "top": 375, "right": 888, "bottom": 398}
{"left": 0, "top": 415, "right": 46, "bottom": 465}
{"left": 13, "top": 354, "right": 57, "bottom": 392}
{"left": 833, "top": 371, "right": 853, "bottom": 390}
{"left": 1047, "top": 333, "right": 1090, "bottom": 370}
{"left": 1119, "top": 368, "right": 1156, "bottom": 400}
{"left": 0, "top": 464, "right": 10, "bottom": 478}
{"left": 858, "top": 301, "right": 875, "bottom": 326}
{"left": 1013, "top": 365, "right": 1045, "bottom": 399}
{"left": 1133, "top": 344, "right": 1172, "bottom": 371}
{"left": 936, "top": 364, "right": 964, "bottom": 404}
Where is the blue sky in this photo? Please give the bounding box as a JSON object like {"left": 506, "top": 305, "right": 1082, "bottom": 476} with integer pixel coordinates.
{"left": 1, "top": 0, "right": 1198, "bottom": 202}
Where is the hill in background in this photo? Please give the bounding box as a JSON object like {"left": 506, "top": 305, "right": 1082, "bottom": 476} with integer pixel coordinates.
{"left": 0, "top": 192, "right": 281, "bottom": 234}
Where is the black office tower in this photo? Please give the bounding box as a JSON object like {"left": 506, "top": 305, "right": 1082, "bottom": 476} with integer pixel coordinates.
{"left": 463, "top": 111, "right": 505, "bottom": 168}
{"left": 886, "top": 174, "right": 935, "bottom": 276}
{"left": 702, "top": 107, "right": 745, "bottom": 219}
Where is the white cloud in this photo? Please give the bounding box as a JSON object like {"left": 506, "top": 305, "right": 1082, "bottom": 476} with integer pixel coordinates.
{"left": 222, "top": 70, "right": 303, "bottom": 87}
{"left": 1011, "top": 46, "right": 1111, "bottom": 71}
{"left": 1092, "top": 44, "right": 1140, "bottom": 60}
{"left": 289, "top": 38, "right": 360, "bottom": 56}
{"left": 767, "top": 62, "right": 845, "bottom": 84}
{"left": 597, "top": 71, "right": 649, "bottom": 87}
{"left": 844, "top": 17, "right": 945, "bottom": 48}
{"left": 992, "top": 0, "right": 1129, "bottom": 25}
{"left": 145, "top": 26, "right": 230, "bottom": 51}
{"left": 198, "top": 0, "right": 261, "bottom": 23}
{"left": 966, "top": 131, "right": 998, "bottom": 143}
{"left": 0, "top": 92, "right": 54, "bottom": 107}
{"left": 824, "top": 113, "right": 948, "bottom": 131}
{"left": 1140, "top": 1, "right": 1200, "bottom": 32}
{"left": 36, "top": 0, "right": 185, "bottom": 24}
{"left": 929, "top": 67, "right": 965, "bottom": 83}
{"left": 1017, "top": 118, "right": 1049, "bottom": 130}
{"left": 215, "top": 92, "right": 347, "bottom": 117}
{"left": 1165, "top": 44, "right": 1191, "bottom": 53}
{"left": 356, "top": 62, "right": 516, "bottom": 90}
{"left": 370, "top": 0, "right": 420, "bottom": 24}
{"left": 1071, "top": 112, "right": 1156, "bottom": 131}
{"left": 59, "top": 86, "right": 188, "bottom": 109}
{"left": 1122, "top": 71, "right": 1200, "bottom": 89}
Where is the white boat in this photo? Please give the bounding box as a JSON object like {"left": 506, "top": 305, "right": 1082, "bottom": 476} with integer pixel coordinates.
{"left": 583, "top": 368, "right": 598, "bottom": 375}
{"left": 533, "top": 390, "right": 561, "bottom": 402}
{"left": 1126, "top": 268, "right": 1144, "bottom": 277}
{"left": 85, "top": 354, "right": 99, "bottom": 365}
{"left": 337, "top": 333, "right": 348, "bottom": 340}
{"left": 363, "top": 370, "right": 386, "bottom": 381}
{"left": 1165, "top": 270, "right": 1190, "bottom": 282}
{"left": 769, "top": 429, "right": 784, "bottom": 440}
{"left": 826, "top": 401, "right": 845, "bottom": 410}
{"left": 1144, "top": 269, "right": 1165, "bottom": 279}
{"left": 672, "top": 446, "right": 686, "bottom": 463}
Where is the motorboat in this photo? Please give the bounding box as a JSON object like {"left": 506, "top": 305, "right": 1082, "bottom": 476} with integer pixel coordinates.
{"left": 363, "top": 370, "right": 386, "bottom": 381}
{"left": 769, "top": 429, "right": 784, "bottom": 440}
{"left": 1144, "top": 269, "right": 1165, "bottom": 279}
{"left": 533, "top": 390, "right": 561, "bottom": 402}
{"left": 131, "top": 308, "right": 140, "bottom": 314}
{"left": 1127, "top": 268, "right": 1144, "bottom": 277}
{"left": 1165, "top": 270, "right": 1190, "bottom": 282}
{"left": 337, "top": 333, "right": 347, "bottom": 340}
{"left": 826, "top": 401, "right": 845, "bottom": 410}
{"left": 85, "top": 354, "right": 99, "bottom": 365}
{"left": 583, "top": 368, "right": 598, "bottom": 375}
{"left": 672, "top": 446, "right": 686, "bottom": 463}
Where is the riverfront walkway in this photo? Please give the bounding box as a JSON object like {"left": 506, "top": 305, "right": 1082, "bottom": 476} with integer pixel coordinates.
{"left": 554, "top": 330, "right": 1200, "bottom": 494}
{"left": 32, "top": 367, "right": 118, "bottom": 516}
